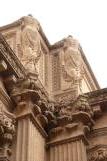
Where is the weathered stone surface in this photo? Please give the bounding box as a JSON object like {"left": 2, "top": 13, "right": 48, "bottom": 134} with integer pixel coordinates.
{"left": 0, "top": 15, "right": 106, "bottom": 161}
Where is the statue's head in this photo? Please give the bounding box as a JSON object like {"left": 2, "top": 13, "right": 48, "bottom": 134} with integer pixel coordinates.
{"left": 21, "top": 15, "right": 40, "bottom": 30}
{"left": 63, "top": 35, "right": 79, "bottom": 51}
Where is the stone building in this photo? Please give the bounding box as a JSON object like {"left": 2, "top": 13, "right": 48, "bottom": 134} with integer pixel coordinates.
{"left": 0, "top": 15, "right": 106, "bottom": 161}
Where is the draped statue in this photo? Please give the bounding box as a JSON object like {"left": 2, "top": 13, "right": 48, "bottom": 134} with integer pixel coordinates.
{"left": 61, "top": 36, "right": 83, "bottom": 84}
{"left": 21, "top": 15, "right": 42, "bottom": 74}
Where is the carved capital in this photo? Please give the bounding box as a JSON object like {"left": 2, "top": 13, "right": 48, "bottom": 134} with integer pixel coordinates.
{"left": 0, "top": 105, "right": 15, "bottom": 161}
{"left": 88, "top": 147, "right": 107, "bottom": 161}
{"left": 73, "top": 95, "right": 94, "bottom": 117}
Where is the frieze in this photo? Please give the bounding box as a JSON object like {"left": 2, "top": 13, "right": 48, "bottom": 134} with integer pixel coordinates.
{"left": 54, "top": 90, "right": 77, "bottom": 102}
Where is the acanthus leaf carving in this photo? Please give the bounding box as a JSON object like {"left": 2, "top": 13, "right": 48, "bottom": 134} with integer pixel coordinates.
{"left": 0, "top": 101, "right": 15, "bottom": 160}
{"left": 88, "top": 147, "right": 107, "bottom": 161}
{"left": 72, "top": 94, "right": 94, "bottom": 117}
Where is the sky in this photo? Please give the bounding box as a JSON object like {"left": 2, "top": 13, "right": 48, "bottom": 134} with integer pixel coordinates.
{"left": 0, "top": 0, "right": 107, "bottom": 88}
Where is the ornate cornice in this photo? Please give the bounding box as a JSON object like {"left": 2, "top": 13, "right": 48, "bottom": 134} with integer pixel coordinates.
{"left": 86, "top": 88, "right": 107, "bottom": 106}
{"left": 79, "top": 46, "right": 100, "bottom": 90}
{"left": 88, "top": 127, "right": 107, "bottom": 138}
{"left": 87, "top": 144, "right": 107, "bottom": 153}
{"left": 9, "top": 75, "right": 95, "bottom": 140}
{"left": 0, "top": 33, "right": 26, "bottom": 78}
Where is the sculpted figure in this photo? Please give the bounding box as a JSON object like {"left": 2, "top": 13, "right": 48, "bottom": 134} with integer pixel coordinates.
{"left": 21, "top": 15, "right": 42, "bottom": 73}
{"left": 61, "top": 36, "right": 82, "bottom": 84}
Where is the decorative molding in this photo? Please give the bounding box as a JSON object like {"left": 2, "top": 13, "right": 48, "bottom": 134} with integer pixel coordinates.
{"left": 52, "top": 53, "right": 61, "bottom": 91}
{"left": 54, "top": 89, "right": 77, "bottom": 102}
{"left": 89, "top": 127, "right": 107, "bottom": 138}
{"left": 47, "top": 134, "right": 89, "bottom": 147}
{"left": 86, "top": 88, "right": 107, "bottom": 106}
{"left": 88, "top": 145, "right": 107, "bottom": 161}
{"left": 87, "top": 144, "right": 107, "bottom": 153}
{"left": 0, "top": 33, "right": 26, "bottom": 78}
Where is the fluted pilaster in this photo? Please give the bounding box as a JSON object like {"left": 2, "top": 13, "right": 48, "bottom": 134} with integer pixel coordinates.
{"left": 15, "top": 115, "right": 46, "bottom": 161}
{"left": 49, "top": 139, "right": 87, "bottom": 161}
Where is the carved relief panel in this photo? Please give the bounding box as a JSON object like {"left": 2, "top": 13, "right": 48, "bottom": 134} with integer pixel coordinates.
{"left": 2, "top": 16, "right": 50, "bottom": 94}
{"left": 20, "top": 16, "right": 42, "bottom": 74}
{"left": 51, "top": 36, "right": 84, "bottom": 101}
{"left": 59, "top": 36, "right": 83, "bottom": 91}
{"left": 20, "top": 16, "right": 50, "bottom": 90}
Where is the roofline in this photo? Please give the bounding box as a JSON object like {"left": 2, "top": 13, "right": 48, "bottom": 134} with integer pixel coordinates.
{"left": 0, "top": 17, "right": 51, "bottom": 48}
{"left": 86, "top": 87, "right": 107, "bottom": 97}
{"left": 79, "top": 46, "right": 100, "bottom": 89}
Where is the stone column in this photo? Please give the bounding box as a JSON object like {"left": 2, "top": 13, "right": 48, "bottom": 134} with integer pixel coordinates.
{"left": 47, "top": 95, "right": 94, "bottom": 161}
{"left": 47, "top": 120, "right": 89, "bottom": 161}
{"left": 12, "top": 90, "right": 47, "bottom": 161}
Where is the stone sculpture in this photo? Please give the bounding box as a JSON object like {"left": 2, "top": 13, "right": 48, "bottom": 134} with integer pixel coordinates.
{"left": 21, "top": 15, "right": 42, "bottom": 74}
{"left": 61, "top": 36, "right": 83, "bottom": 84}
